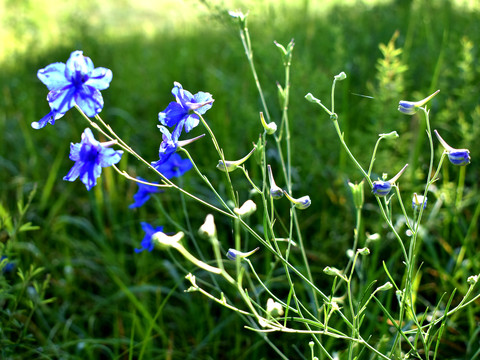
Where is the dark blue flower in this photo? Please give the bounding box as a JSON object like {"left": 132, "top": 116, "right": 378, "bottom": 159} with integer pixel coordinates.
{"left": 136, "top": 222, "right": 164, "bottom": 253}
{"left": 397, "top": 90, "right": 440, "bottom": 116}
{"left": 372, "top": 181, "right": 392, "bottom": 196}
{"left": 152, "top": 153, "right": 193, "bottom": 179}
{"left": 158, "top": 82, "right": 214, "bottom": 140}
{"left": 63, "top": 128, "right": 123, "bottom": 190}
{"left": 129, "top": 177, "right": 163, "bottom": 209}
{"left": 155, "top": 125, "right": 179, "bottom": 164}
{"left": 434, "top": 130, "right": 471, "bottom": 166}
{"left": 371, "top": 164, "right": 408, "bottom": 197}
{"left": 1, "top": 256, "right": 15, "bottom": 273}
{"left": 447, "top": 150, "right": 471, "bottom": 166}
{"left": 35, "top": 50, "right": 112, "bottom": 129}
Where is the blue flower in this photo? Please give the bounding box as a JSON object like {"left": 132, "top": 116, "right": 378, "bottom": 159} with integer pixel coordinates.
{"left": 434, "top": 130, "right": 471, "bottom": 166}
{"left": 158, "top": 82, "right": 214, "bottom": 140}
{"left": 1, "top": 256, "right": 15, "bottom": 273}
{"left": 372, "top": 181, "right": 392, "bottom": 196}
{"left": 152, "top": 153, "right": 193, "bottom": 179}
{"left": 136, "top": 222, "right": 164, "bottom": 253}
{"left": 447, "top": 150, "right": 471, "bottom": 166}
{"left": 398, "top": 90, "right": 440, "bottom": 116}
{"left": 129, "top": 178, "right": 163, "bottom": 209}
{"left": 412, "top": 193, "right": 427, "bottom": 211}
{"left": 63, "top": 128, "right": 123, "bottom": 190}
{"left": 35, "top": 50, "right": 112, "bottom": 129}
{"left": 155, "top": 125, "right": 179, "bottom": 164}
{"left": 372, "top": 164, "right": 408, "bottom": 197}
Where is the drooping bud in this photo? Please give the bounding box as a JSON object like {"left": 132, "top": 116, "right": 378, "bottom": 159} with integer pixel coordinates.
{"left": 334, "top": 72, "right": 347, "bottom": 81}
{"left": 234, "top": 199, "right": 257, "bottom": 218}
{"left": 226, "top": 247, "right": 260, "bottom": 260}
{"left": 283, "top": 191, "right": 311, "bottom": 209}
{"left": 198, "top": 214, "right": 216, "bottom": 239}
{"left": 398, "top": 90, "right": 440, "bottom": 115}
{"left": 267, "top": 165, "right": 283, "bottom": 199}
{"left": 217, "top": 146, "right": 257, "bottom": 172}
{"left": 259, "top": 112, "right": 277, "bottom": 135}
{"left": 372, "top": 164, "right": 408, "bottom": 197}
{"left": 434, "top": 129, "right": 471, "bottom": 166}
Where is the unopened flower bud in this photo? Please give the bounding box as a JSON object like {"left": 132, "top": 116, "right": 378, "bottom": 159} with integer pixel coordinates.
{"left": 198, "top": 214, "right": 216, "bottom": 239}
{"left": 153, "top": 231, "right": 184, "bottom": 249}
{"left": 267, "top": 165, "right": 283, "bottom": 199}
{"left": 379, "top": 131, "right": 399, "bottom": 140}
{"left": 259, "top": 112, "right": 277, "bottom": 135}
{"left": 398, "top": 90, "right": 440, "bottom": 115}
{"left": 217, "top": 146, "right": 257, "bottom": 172}
{"left": 334, "top": 72, "right": 347, "bottom": 81}
{"left": 323, "top": 266, "right": 345, "bottom": 279}
{"left": 412, "top": 193, "right": 427, "bottom": 211}
{"left": 358, "top": 247, "right": 370, "bottom": 256}
{"left": 283, "top": 191, "right": 311, "bottom": 209}
{"left": 226, "top": 247, "right": 259, "bottom": 260}
{"left": 434, "top": 129, "right": 471, "bottom": 166}
{"left": 348, "top": 180, "right": 364, "bottom": 209}
{"left": 376, "top": 282, "right": 393, "bottom": 292}
{"left": 234, "top": 199, "right": 257, "bottom": 217}
{"left": 266, "top": 298, "right": 284, "bottom": 317}
{"left": 467, "top": 275, "right": 478, "bottom": 285}
{"left": 372, "top": 164, "right": 408, "bottom": 197}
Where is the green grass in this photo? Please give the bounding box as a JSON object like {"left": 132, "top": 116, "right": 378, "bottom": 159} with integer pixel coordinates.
{"left": 1, "top": 0, "right": 480, "bottom": 358}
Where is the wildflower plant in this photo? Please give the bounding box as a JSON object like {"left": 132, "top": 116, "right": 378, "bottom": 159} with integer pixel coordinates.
{"left": 31, "top": 12, "right": 480, "bottom": 360}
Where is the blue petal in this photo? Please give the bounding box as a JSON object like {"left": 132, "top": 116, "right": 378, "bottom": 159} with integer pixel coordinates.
{"left": 31, "top": 110, "right": 64, "bottom": 129}
{"left": 192, "top": 91, "right": 214, "bottom": 115}
{"left": 98, "top": 147, "right": 123, "bottom": 167}
{"left": 158, "top": 102, "right": 187, "bottom": 127}
{"left": 65, "top": 51, "right": 94, "bottom": 81}
{"left": 183, "top": 114, "right": 200, "bottom": 133}
{"left": 74, "top": 86, "right": 104, "bottom": 117}
{"left": 37, "top": 63, "right": 69, "bottom": 90}
{"left": 85, "top": 67, "right": 113, "bottom": 90}
{"left": 47, "top": 86, "right": 76, "bottom": 114}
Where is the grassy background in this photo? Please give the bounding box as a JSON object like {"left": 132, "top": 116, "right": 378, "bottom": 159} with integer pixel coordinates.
{"left": 1, "top": 0, "right": 480, "bottom": 358}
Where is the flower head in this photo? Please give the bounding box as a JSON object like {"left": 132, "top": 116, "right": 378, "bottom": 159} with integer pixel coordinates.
{"left": 372, "top": 164, "right": 408, "bottom": 197}
{"left": 434, "top": 130, "right": 471, "bottom": 166}
{"left": 412, "top": 193, "right": 427, "bottom": 211}
{"left": 152, "top": 153, "right": 193, "bottom": 179}
{"left": 35, "top": 51, "right": 112, "bottom": 128}
{"left": 158, "top": 82, "right": 214, "bottom": 140}
{"left": 135, "top": 222, "right": 164, "bottom": 253}
{"left": 129, "top": 178, "right": 163, "bottom": 209}
{"left": 398, "top": 90, "right": 440, "bottom": 115}
{"left": 63, "top": 128, "right": 123, "bottom": 190}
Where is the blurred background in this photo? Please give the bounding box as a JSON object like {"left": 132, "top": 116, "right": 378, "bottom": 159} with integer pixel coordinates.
{"left": 1, "top": 0, "right": 480, "bottom": 358}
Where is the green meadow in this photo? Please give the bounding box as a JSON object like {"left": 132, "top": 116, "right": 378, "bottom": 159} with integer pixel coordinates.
{"left": 1, "top": 0, "right": 480, "bottom": 358}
